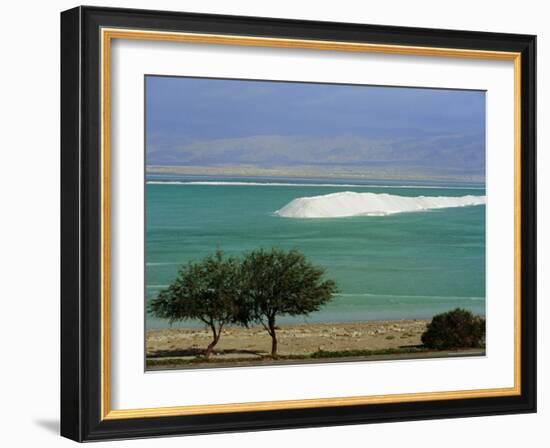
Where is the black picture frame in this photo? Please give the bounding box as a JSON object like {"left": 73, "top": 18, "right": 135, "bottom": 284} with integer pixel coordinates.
{"left": 61, "top": 5, "right": 536, "bottom": 442}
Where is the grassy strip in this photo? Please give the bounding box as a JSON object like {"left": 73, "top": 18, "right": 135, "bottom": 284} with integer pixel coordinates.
{"left": 310, "top": 346, "right": 427, "bottom": 358}
{"left": 146, "top": 346, "right": 430, "bottom": 368}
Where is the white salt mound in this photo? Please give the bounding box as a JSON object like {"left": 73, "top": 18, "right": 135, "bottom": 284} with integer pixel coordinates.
{"left": 275, "top": 191, "right": 486, "bottom": 218}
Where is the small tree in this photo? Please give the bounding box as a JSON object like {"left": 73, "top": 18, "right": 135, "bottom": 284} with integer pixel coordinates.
{"left": 148, "top": 251, "right": 242, "bottom": 359}
{"left": 240, "top": 248, "right": 337, "bottom": 357}
{"left": 421, "top": 308, "right": 486, "bottom": 350}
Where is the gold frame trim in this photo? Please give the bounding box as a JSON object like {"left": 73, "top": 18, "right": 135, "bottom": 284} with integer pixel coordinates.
{"left": 100, "top": 28, "right": 522, "bottom": 420}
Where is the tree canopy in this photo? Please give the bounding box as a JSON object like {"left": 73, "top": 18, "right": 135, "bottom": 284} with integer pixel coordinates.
{"left": 148, "top": 251, "right": 242, "bottom": 358}
{"left": 240, "top": 248, "right": 337, "bottom": 356}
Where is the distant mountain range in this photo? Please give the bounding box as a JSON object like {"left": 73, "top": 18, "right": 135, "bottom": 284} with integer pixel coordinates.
{"left": 146, "top": 133, "right": 485, "bottom": 182}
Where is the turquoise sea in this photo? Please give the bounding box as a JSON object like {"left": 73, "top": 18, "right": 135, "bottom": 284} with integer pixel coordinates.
{"left": 145, "top": 175, "right": 486, "bottom": 329}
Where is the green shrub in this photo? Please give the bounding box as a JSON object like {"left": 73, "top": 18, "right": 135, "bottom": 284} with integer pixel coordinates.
{"left": 421, "top": 308, "right": 485, "bottom": 350}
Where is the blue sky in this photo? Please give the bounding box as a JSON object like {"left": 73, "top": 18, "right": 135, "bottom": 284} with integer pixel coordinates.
{"left": 146, "top": 76, "right": 485, "bottom": 179}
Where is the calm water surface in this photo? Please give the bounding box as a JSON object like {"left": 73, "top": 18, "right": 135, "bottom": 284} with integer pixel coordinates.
{"left": 145, "top": 176, "right": 486, "bottom": 329}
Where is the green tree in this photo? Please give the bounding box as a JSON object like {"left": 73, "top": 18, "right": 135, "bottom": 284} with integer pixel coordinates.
{"left": 148, "top": 251, "right": 242, "bottom": 359}
{"left": 421, "top": 308, "right": 486, "bottom": 350}
{"left": 240, "top": 248, "right": 337, "bottom": 357}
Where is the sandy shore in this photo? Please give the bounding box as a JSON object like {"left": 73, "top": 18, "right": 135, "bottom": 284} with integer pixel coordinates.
{"left": 146, "top": 320, "right": 429, "bottom": 360}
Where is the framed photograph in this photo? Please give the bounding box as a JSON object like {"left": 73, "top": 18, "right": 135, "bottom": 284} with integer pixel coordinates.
{"left": 60, "top": 6, "right": 536, "bottom": 441}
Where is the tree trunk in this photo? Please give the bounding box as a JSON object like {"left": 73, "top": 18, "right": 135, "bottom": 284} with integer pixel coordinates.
{"left": 270, "top": 333, "right": 278, "bottom": 357}
{"left": 204, "top": 339, "right": 218, "bottom": 359}
{"left": 269, "top": 315, "right": 278, "bottom": 357}
{"left": 204, "top": 326, "right": 221, "bottom": 359}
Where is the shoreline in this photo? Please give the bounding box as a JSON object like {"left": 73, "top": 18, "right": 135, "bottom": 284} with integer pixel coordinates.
{"left": 146, "top": 319, "right": 484, "bottom": 369}
{"left": 147, "top": 320, "right": 430, "bottom": 355}
{"left": 145, "top": 166, "right": 485, "bottom": 184}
